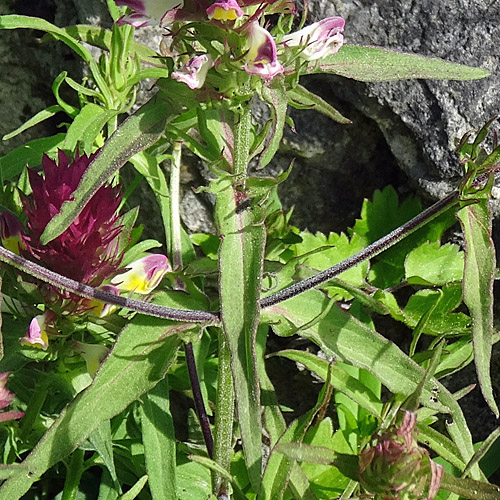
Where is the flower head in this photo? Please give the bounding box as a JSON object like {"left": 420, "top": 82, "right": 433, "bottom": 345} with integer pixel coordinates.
{"left": 115, "top": 0, "right": 184, "bottom": 27}
{"left": 0, "top": 211, "right": 26, "bottom": 255}
{"left": 206, "top": 0, "right": 243, "bottom": 21}
{"left": 0, "top": 372, "right": 24, "bottom": 423}
{"left": 72, "top": 341, "right": 110, "bottom": 377}
{"left": 20, "top": 310, "right": 56, "bottom": 350}
{"left": 244, "top": 22, "right": 284, "bottom": 80}
{"left": 111, "top": 254, "right": 171, "bottom": 294}
{"left": 172, "top": 54, "right": 214, "bottom": 89}
{"left": 282, "top": 16, "right": 345, "bottom": 61}
{"left": 21, "top": 151, "right": 125, "bottom": 298}
{"left": 359, "top": 411, "right": 444, "bottom": 500}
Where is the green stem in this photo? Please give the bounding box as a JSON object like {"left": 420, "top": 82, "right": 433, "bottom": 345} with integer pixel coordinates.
{"left": 233, "top": 104, "right": 252, "bottom": 177}
{"left": 212, "top": 332, "right": 235, "bottom": 497}
{"left": 170, "top": 140, "right": 183, "bottom": 270}
{"left": 61, "top": 448, "right": 85, "bottom": 500}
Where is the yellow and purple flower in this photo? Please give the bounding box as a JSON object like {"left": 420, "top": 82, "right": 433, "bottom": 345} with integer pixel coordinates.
{"left": 115, "top": 0, "right": 183, "bottom": 27}
{"left": 0, "top": 211, "right": 26, "bottom": 255}
{"left": 0, "top": 372, "right": 24, "bottom": 423}
{"left": 20, "top": 310, "right": 56, "bottom": 350}
{"left": 206, "top": 0, "right": 243, "bottom": 21}
{"left": 111, "top": 254, "right": 171, "bottom": 295}
{"left": 244, "top": 22, "right": 284, "bottom": 80}
{"left": 282, "top": 16, "right": 345, "bottom": 61}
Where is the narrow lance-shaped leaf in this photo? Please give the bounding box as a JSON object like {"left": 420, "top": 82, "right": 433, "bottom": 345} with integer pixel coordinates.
{"left": 310, "top": 45, "right": 490, "bottom": 82}
{"left": 457, "top": 197, "right": 498, "bottom": 416}
{"left": 0, "top": 295, "right": 187, "bottom": 499}
{"left": 40, "top": 97, "right": 171, "bottom": 245}
{"left": 214, "top": 174, "right": 266, "bottom": 492}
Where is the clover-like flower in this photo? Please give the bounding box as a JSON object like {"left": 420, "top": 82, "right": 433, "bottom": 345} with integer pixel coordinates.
{"left": 115, "top": 0, "right": 183, "bottom": 27}
{"left": 21, "top": 150, "right": 125, "bottom": 300}
{"left": 172, "top": 54, "right": 214, "bottom": 89}
{"left": 244, "top": 22, "right": 284, "bottom": 80}
{"left": 358, "top": 411, "right": 444, "bottom": 500}
{"left": 0, "top": 372, "right": 24, "bottom": 423}
{"left": 206, "top": 0, "right": 244, "bottom": 21}
{"left": 111, "top": 254, "right": 171, "bottom": 295}
{"left": 282, "top": 16, "right": 345, "bottom": 61}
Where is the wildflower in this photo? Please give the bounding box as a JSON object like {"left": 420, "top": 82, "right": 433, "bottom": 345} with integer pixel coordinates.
{"left": 87, "top": 285, "right": 120, "bottom": 318}
{"left": 111, "top": 254, "right": 171, "bottom": 294}
{"left": 20, "top": 150, "right": 126, "bottom": 306}
{"left": 172, "top": 54, "right": 214, "bottom": 89}
{"left": 115, "top": 0, "right": 183, "bottom": 27}
{"left": 72, "top": 341, "right": 110, "bottom": 377}
{"left": 20, "top": 310, "right": 56, "bottom": 350}
{"left": 282, "top": 16, "right": 345, "bottom": 61}
{"left": 244, "top": 22, "right": 284, "bottom": 80}
{"left": 358, "top": 411, "right": 444, "bottom": 500}
{"left": 0, "top": 211, "right": 26, "bottom": 255}
{"left": 0, "top": 372, "right": 24, "bottom": 423}
{"left": 206, "top": 0, "right": 244, "bottom": 21}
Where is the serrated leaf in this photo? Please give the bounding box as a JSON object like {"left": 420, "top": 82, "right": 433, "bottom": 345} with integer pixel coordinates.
{"left": 311, "top": 45, "right": 490, "bottom": 82}
{"left": 40, "top": 97, "right": 170, "bottom": 245}
{"left": 287, "top": 84, "right": 351, "bottom": 124}
{"left": 457, "top": 199, "right": 498, "bottom": 416}
{"left": 405, "top": 241, "right": 464, "bottom": 285}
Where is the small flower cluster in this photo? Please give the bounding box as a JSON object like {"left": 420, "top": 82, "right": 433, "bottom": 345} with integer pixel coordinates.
{"left": 358, "top": 411, "right": 444, "bottom": 500}
{"left": 115, "top": 0, "right": 345, "bottom": 88}
{"left": 0, "top": 151, "right": 171, "bottom": 352}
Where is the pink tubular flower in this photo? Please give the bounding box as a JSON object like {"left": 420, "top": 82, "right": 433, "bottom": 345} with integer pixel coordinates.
{"left": 115, "top": 0, "right": 183, "bottom": 27}
{"left": 0, "top": 372, "right": 24, "bottom": 423}
{"left": 244, "top": 22, "right": 284, "bottom": 80}
{"left": 111, "top": 254, "right": 171, "bottom": 295}
{"left": 206, "top": 0, "right": 243, "bottom": 21}
{"left": 0, "top": 211, "right": 26, "bottom": 255}
{"left": 172, "top": 54, "right": 213, "bottom": 89}
{"left": 20, "top": 310, "right": 56, "bottom": 350}
{"left": 20, "top": 150, "right": 127, "bottom": 311}
{"left": 282, "top": 16, "right": 345, "bottom": 61}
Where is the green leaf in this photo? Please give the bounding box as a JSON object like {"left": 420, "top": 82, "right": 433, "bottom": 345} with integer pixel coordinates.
{"left": 312, "top": 45, "right": 490, "bottom": 81}
{"left": 2, "top": 105, "right": 62, "bottom": 141}
{"left": 214, "top": 174, "right": 266, "bottom": 491}
{"left": 63, "top": 103, "right": 118, "bottom": 154}
{"left": 273, "top": 350, "right": 382, "bottom": 416}
{"left": 405, "top": 241, "right": 464, "bottom": 285}
{"left": 40, "top": 97, "right": 170, "bottom": 245}
{"left": 117, "top": 475, "right": 148, "bottom": 500}
{"left": 140, "top": 376, "right": 177, "bottom": 500}
{"left": 457, "top": 198, "right": 498, "bottom": 416}
{"left": 87, "top": 421, "right": 117, "bottom": 481}
{"left": 261, "top": 290, "right": 480, "bottom": 477}
{"left": 287, "top": 84, "right": 351, "bottom": 124}
{"left": 0, "top": 134, "right": 66, "bottom": 181}
{"left": 440, "top": 472, "right": 500, "bottom": 500}
{"left": 0, "top": 294, "right": 185, "bottom": 499}
{"left": 259, "top": 78, "right": 288, "bottom": 168}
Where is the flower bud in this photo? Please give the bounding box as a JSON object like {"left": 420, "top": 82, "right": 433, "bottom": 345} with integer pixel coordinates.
{"left": 172, "top": 54, "right": 213, "bottom": 89}
{"left": 0, "top": 372, "right": 24, "bottom": 423}
{"left": 20, "top": 311, "right": 56, "bottom": 350}
{"left": 206, "top": 0, "right": 244, "bottom": 21}
{"left": 111, "top": 254, "right": 171, "bottom": 294}
{"left": 0, "top": 211, "right": 26, "bottom": 255}
{"left": 358, "top": 411, "right": 444, "bottom": 500}
{"left": 72, "top": 341, "right": 110, "bottom": 377}
{"left": 282, "top": 16, "right": 345, "bottom": 61}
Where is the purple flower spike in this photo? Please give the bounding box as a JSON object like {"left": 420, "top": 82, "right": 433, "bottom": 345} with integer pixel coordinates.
{"left": 111, "top": 254, "right": 171, "bottom": 294}
{"left": 244, "top": 22, "right": 284, "bottom": 80}
{"left": 115, "top": 0, "right": 183, "bottom": 27}
{"left": 172, "top": 54, "right": 213, "bottom": 89}
{"left": 0, "top": 372, "right": 24, "bottom": 423}
{"left": 206, "top": 0, "right": 244, "bottom": 21}
{"left": 282, "top": 16, "right": 345, "bottom": 60}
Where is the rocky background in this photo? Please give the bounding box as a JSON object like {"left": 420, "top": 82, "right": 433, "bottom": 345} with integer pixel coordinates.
{"left": 1, "top": 0, "right": 499, "bottom": 447}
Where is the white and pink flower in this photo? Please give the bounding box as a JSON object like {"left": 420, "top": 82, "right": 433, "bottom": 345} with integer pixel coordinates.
{"left": 206, "top": 0, "right": 244, "bottom": 21}
{"left": 172, "top": 54, "right": 214, "bottom": 89}
{"left": 115, "top": 0, "right": 183, "bottom": 27}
